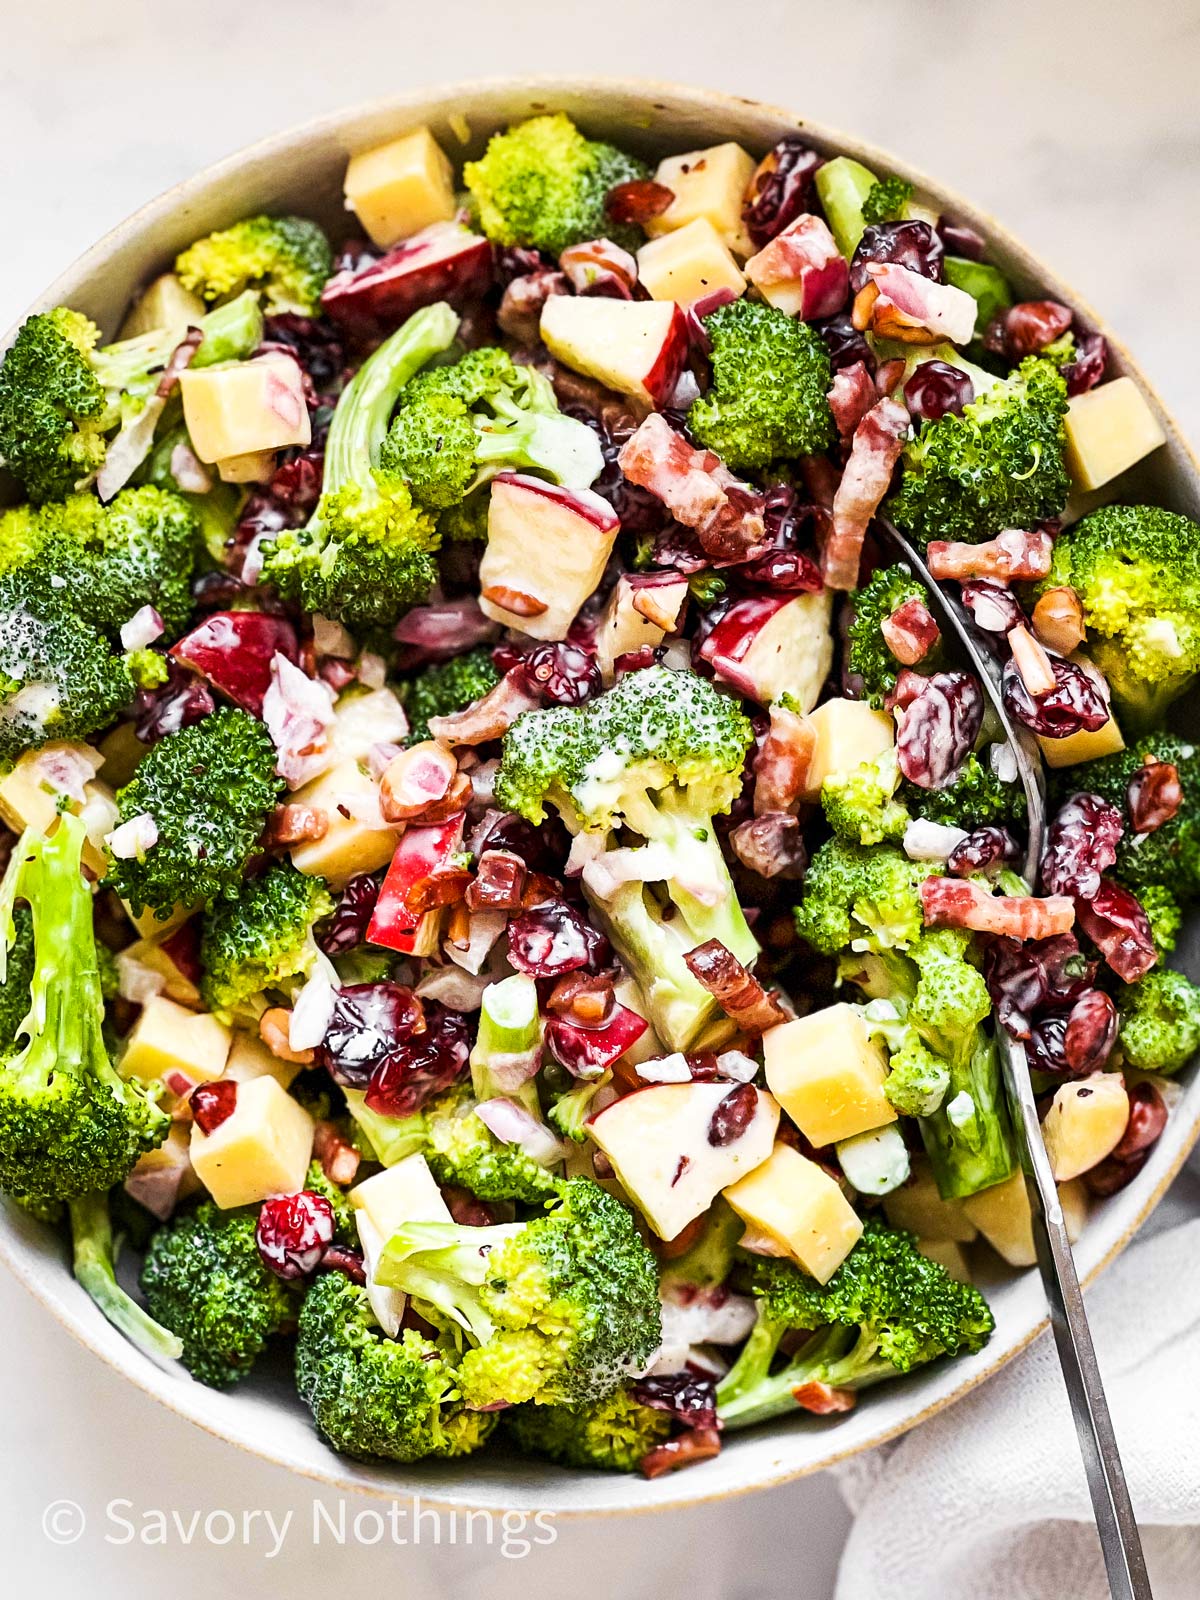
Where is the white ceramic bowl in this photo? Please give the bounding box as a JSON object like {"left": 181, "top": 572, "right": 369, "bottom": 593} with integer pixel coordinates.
{"left": 3, "top": 77, "right": 1198, "bottom": 1517}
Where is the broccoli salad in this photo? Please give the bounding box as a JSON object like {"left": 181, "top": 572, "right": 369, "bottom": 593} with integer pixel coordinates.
{"left": 0, "top": 109, "right": 1197, "bottom": 1482}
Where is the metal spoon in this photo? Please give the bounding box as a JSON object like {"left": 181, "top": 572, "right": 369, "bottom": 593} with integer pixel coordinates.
{"left": 878, "top": 520, "right": 1153, "bottom": 1600}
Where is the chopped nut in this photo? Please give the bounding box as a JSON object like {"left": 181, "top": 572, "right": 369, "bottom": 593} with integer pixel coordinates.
{"left": 480, "top": 584, "right": 548, "bottom": 618}
{"left": 259, "top": 1006, "right": 316, "bottom": 1065}
{"left": 1007, "top": 624, "right": 1057, "bottom": 697}
{"left": 1032, "top": 586, "right": 1086, "bottom": 655}
{"left": 850, "top": 280, "right": 880, "bottom": 332}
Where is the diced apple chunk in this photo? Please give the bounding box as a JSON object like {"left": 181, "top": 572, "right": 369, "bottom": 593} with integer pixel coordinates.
{"left": 479, "top": 474, "right": 620, "bottom": 641}
{"left": 289, "top": 758, "right": 397, "bottom": 888}
{"left": 724, "top": 1142, "right": 864, "bottom": 1284}
{"left": 179, "top": 355, "right": 311, "bottom": 465}
{"left": 1038, "top": 714, "right": 1125, "bottom": 769}
{"left": 763, "top": 1004, "right": 896, "bottom": 1147}
{"left": 637, "top": 219, "right": 746, "bottom": 308}
{"left": 799, "top": 699, "right": 896, "bottom": 800}
{"left": 0, "top": 742, "right": 114, "bottom": 876}
{"left": 189, "top": 1074, "right": 314, "bottom": 1209}
{"left": 595, "top": 574, "right": 689, "bottom": 683}
{"left": 540, "top": 295, "right": 689, "bottom": 407}
{"left": 124, "top": 899, "right": 195, "bottom": 941}
{"left": 118, "top": 935, "right": 201, "bottom": 1007}
{"left": 1041, "top": 1072, "right": 1129, "bottom": 1182}
{"left": 883, "top": 1160, "right": 978, "bottom": 1242}
{"left": 120, "top": 996, "right": 231, "bottom": 1085}
{"left": 646, "top": 143, "right": 758, "bottom": 256}
{"left": 223, "top": 1029, "right": 303, "bottom": 1091}
{"left": 916, "top": 1238, "right": 972, "bottom": 1283}
{"left": 962, "top": 1170, "right": 1087, "bottom": 1267}
{"left": 350, "top": 1152, "right": 451, "bottom": 1241}
{"left": 700, "top": 590, "right": 834, "bottom": 711}
{"left": 344, "top": 126, "right": 456, "bottom": 249}
{"left": 588, "top": 1082, "right": 779, "bottom": 1240}
{"left": 216, "top": 449, "right": 277, "bottom": 484}
{"left": 118, "top": 272, "right": 205, "bottom": 340}
{"left": 1065, "top": 377, "right": 1166, "bottom": 492}
{"left": 330, "top": 686, "right": 411, "bottom": 763}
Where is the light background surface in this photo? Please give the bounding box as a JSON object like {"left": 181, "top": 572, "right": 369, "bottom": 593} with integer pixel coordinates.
{"left": 0, "top": 1, "right": 1195, "bottom": 1594}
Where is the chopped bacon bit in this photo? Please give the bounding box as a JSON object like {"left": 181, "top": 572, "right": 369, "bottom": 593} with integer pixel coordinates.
{"left": 754, "top": 704, "right": 816, "bottom": 815}
{"left": 1032, "top": 586, "right": 1086, "bottom": 655}
{"left": 744, "top": 214, "right": 849, "bottom": 322}
{"left": 827, "top": 360, "right": 878, "bottom": 442}
{"left": 317, "top": 1244, "right": 367, "bottom": 1284}
{"left": 427, "top": 668, "right": 541, "bottom": 746}
{"left": 822, "top": 398, "right": 909, "bottom": 590}
{"left": 313, "top": 1120, "right": 361, "bottom": 1186}
{"left": 618, "top": 413, "right": 768, "bottom": 564}
{"left": 860, "top": 262, "right": 978, "bottom": 346}
{"left": 927, "top": 528, "right": 1054, "bottom": 583}
{"left": 730, "top": 813, "right": 808, "bottom": 879}
{"left": 464, "top": 848, "right": 527, "bottom": 910}
{"left": 1008, "top": 625, "right": 1058, "bottom": 697}
{"left": 640, "top": 1427, "right": 723, "bottom": 1479}
{"left": 683, "top": 939, "right": 791, "bottom": 1033}
{"left": 1128, "top": 758, "right": 1183, "bottom": 835}
{"left": 791, "top": 1381, "right": 857, "bottom": 1415}
{"left": 496, "top": 269, "right": 568, "bottom": 343}
{"left": 155, "top": 329, "right": 203, "bottom": 399}
{"left": 606, "top": 178, "right": 675, "bottom": 226}
{"left": 546, "top": 971, "right": 615, "bottom": 1024}
{"left": 921, "top": 877, "right": 1076, "bottom": 939}
{"left": 261, "top": 803, "right": 328, "bottom": 848}
{"left": 403, "top": 868, "right": 473, "bottom": 916}
{"left": 881, "top": 597, "right": 940, "bottom": 665}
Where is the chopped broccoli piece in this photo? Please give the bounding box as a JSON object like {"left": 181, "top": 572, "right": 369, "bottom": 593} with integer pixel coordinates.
{"left": 505, "top": 1385, "right": 671, "bottom": 1472}
{"left": 847, "top": 564, "right": 940, "bottom": 707}
{"left": 199, "top": 861, "right": 334, "bottom": 1016}
{"left": 1071, "top": 733, "right": 1200, "bottom": 903}
{"left": 822, "top": 751, "right": 909, "bottom": 846}
{"left": 901, "top": 752, "right": 1027, "bottom": 832}
{"left": 1117, "top": 969, "right": 1200, "bottom": 1075}
{"left": 175, "top": 214, "right": 332, "bottom": 315}
{"left": 69, "top": 1190, "right": 183, "bottom": 1363}
{"left": 437, "top": 489, "right": 491, "bottom": 543}
{"left": 688, "top": 300, "right": 834, "bottom": 472}
{"left": 139, "top": 422, "right": 243, "bottom": 564}
{"left": 0, "top": 308, "right": 107, "bottom": 502}
{"left": 887, "top": 354, "right": 1070, "bottom": 545}
{"left": 0, "top": 905, "right": 33, "bottom": 1045}
{"left": 793, "top": 838, "right": 933, "bottom": 956}
{"left": 882, "top": 1033, "right": 951, "bottom": 1117}
{"left": 1141, "top": 884, "right": 1183, "bottom": 957}
{"left": 464, "top": 113, "right": 648, "bottom": 257}
{"left": 400, "top": 646, "right": 501, "bottom": 744}
{"left": 861, "top": 177, "right": 914, "bottom": 226}
{"left": 106, "top": 707, "right": 282, "bottom": 920}
{"left": 0, "top": 814, "right": 168, "bottom": 1203}
{"left": 548, "top": 1071, "right": 611, "bottom": 1142}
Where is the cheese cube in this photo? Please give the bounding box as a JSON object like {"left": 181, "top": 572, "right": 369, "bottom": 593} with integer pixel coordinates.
{"left": 223, "top": 1029, "right": 303, "bottom": 1091}
{"left": 0, "top": 743, "right": 114, "bottom": 876}
{"left": 118, "top": 936, "right": 201, "bottom": 1007}
{"left": 350, "top": 1152, "right": 451, "bottom": 1242}
{"left": 121, "top": 995, "right": 231, "bottom": 1085}
{"left": 180, "top": 355, "right": 311, "bottom": 464}
{"left": 289, "top": 758, "right": 397, "bottom": 888}
{"left": 799, "top": 699, "right": 895, "bottom": 800}
{"left": 1041, "top": 1072, "right": 1129, "bottom": 1182}
{"left": 763, "top": 1004, "right": 896, "bottom": 1147}
{"left": 189, "top": 1074, "right": 314, "bottom": 1209}
{"left": 724, "top": 1143, "right": 864, "bottom": 1284}
{"left": 118, "top": 272, "right": 205, "bottom": 341}
{"left": 962, "top": 1170, "right": 1087, "bottom": 1267}
{"left": 1038, "top": 714, "right": 1125, "bottom": 768}
{"left": 216, "top": 449, "right": 277, "bottom": 484}
{"left": 646, "top": 143, "right": 758, "bottom": 255}
{"left": 883, "top": 1160, "right": 978, "bottom": 1243}
{"left": 637, "top": 219, "right": 746, "bottom": 308}
{"left": 1065, "top": 377, "right": 1166, "bottom": 492}
{"left": 344, "top": 127, "right": 457, "bottom": 249}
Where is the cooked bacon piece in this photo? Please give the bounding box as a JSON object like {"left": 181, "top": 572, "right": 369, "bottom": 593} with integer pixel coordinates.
{"left": 927, "top": 528, "right": 1054, "bottom": 583}
{"left": 827, "top": 360, "right": 878, "bottom": 443}
{"left": 791, "top": 1381, "right": 857, "bottom": 1415}
{"left": 921, "top": 877, "right": 1076, "bottom": 940}
{"left": 744, "top": 214, "right": 849, "bottom": 321}
{"left": 640, "top": 1427, "right": 723, "bottom": 1479}
{"left": 754, "top": 703, "right": 816, "bottom": 815}
{"left": 496, "top": 268, "right": 568, "bottom": 343}
{"left": 618, "top": 413, "right": 768, "bottom": 564}
{"left": 427, "top": 668, "right": 541, "bottom": 746}
{"left": 1075, "top": 880, "right": 1158, "bottom": 983}
{"left": 730, "top": 813, "right": 808, "bottom": 879}
{"left": 683, "top": 939, "right": 791, "bottom": 1033}
{"left": 393, "top": 598, "right": 499, "bottom": 656}
{"left": 465, "top": 848, "right": 528, "bottom": 911}
{"left": 822, "top": 398, "right": 909, "bottom": 590}
{"left": 854, "top": 262, "right": 978, "bottom": 346}
{"left": 313, "top": 1120, "right": 360, "bottom": 1186}
{"left": 881, "top": 596, "right": 940, "bottom": 665}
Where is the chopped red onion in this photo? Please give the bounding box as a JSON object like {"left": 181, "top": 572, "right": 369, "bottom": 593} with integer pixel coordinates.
{"left": 357, "top": 650, "right": 387, "bottom": 689}
{"left": 106, "top": 812, "right": 158, "bottom": 860}
{"left": 635, "top": 1052, "right": 693, "bottom": 1084}
{"left": 96, "top": 396, "right": 167, "bottom": 501}
{"left": 116, "top": 950, "right": 167, "bottom": 1004}
{"left": 444, "top": 909, "right": 507, "bottom": 975}
{"left": 289, "top": 958, "right": 339, "bottom": 1052}
{"left": 119, "top": 605, "right": 165, "bottom": 652}
{"left": 716, "top": 1049, "right": 759, "bottom": 1083}
{"left": 474, "top": 1098, "right": 567, "bottom": 1167}
{"left": 169, "top": 440, "right": 212, "bottom": 494}
{"left": 313, "top": 614, "right": 357, "bottom": 659}
{"left": 263, "top": 653, "right": 337, "bottom": 788}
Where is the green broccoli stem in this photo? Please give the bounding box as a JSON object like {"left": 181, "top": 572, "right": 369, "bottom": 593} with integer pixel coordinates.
{"left": 376, "top": 1218, "right": 524, "bottom": 1343}
{"left": 715, "top": 1313, "right": 896, "bottom": 1431}
{"left": 549, "top": 1072, "right": 610, "bottom": 1142}
{"left": 470, "top": 974, "right": 542, "bottom": 1115}
{"left": 471, "top": 410, "right": 601, "bottom": 492}
{"left": 191, "top": 291, "right": 265, "bottom": 368}
{"left": 341, "top": 1088, "right": 428, "bottom": 1166}
{"left": 69, "top": 1192, "right": 183, "bottom": 1363}
{"left": 920, "top": 1033, "right": 1016, "bottom": 1200}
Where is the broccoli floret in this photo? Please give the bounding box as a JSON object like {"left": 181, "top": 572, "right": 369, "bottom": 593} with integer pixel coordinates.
{"left": 139, "top": 422, "right": 243, "bottom": 564}
{"left": 1040, "top": 505, "right": 1200, "bottom": 727}
{"left": 716, "top": 1217, "right": 993, "bottom": 1430}
{"left": 301, "top": 1160, "right": 357, "bottom": 1244}
{"left": 0, "top": 906, "right": 33, "bottom": 1044}
{"left": 0, "top": 814, "right": 168, "bottom": 1203}
{"left": 887, "top": 354, "right": 1070, "bottom": 545}
{"left": 822, "top": 752, "right": 909, "bottom": 847}
{"left": 377, "top": 1176, "right": 661, "bottom": 1409}
{"left": 847, "top": 564, "right": 939, "bottom": 707}
{"left": 464, "top": 113, "right": 648, "bottom": 257}
{"left": 505, "top": 1384, "right": 671, "bottom": 1472}
{"left": 1073, "top": 733, "right": 1200, "bottom": 903}
{"left": 199, "top": 861, "right": 334, "bottom": 1017}
{"left": 0, "top": 309, "right": 107, "bottom": 502}
{"left": 688, "top": 300, "right": 834, "bottom": 472}
{"left": 400, "top": 647, "right": 501, "bottom": 744}
{"left": 139, "top": 1201, "right": 294, "bottom": 1387}
{"left": 295, "top": 1269, "right": 494, "bottom": 1462}
{"left": 106, "top": 707, "right": 282, "bottom": 920}
{"left": 175, "top": 215, "right": 332, "bottom": 315}
{"left": 548, "top": 1072, "right": 611, "bottom": 1142}
{"left": 262, "top": 304, "right": 457, "bottom": 631}
{"left": 901, "top": 752, "right": 1027, "bottom": 832}
{"left": 69, "top": 1190, "right": 183, "bottom": 1363}
{"left": 379, "top": 346, "right": 601, "bottom": 510}
{"left": 438, "top": 489, "right": 491, "bottom": 543}
{"left": 882, "top": 1033, "right": 951, "bottom": 1117}
{"left": 496, "top": 666, "right": 757, "bottom": 1051}
{"left": 1141, "top": 884, "right": 1183, "bottom": 957}
{"left": 861, "top": 177, "right": 914, "bottom": 226}
{"left": 794, "top": 838, "right": 933, "bottom": 956}
{"left": 1117, "top": 968, "right": 1200, "bottom": 1075}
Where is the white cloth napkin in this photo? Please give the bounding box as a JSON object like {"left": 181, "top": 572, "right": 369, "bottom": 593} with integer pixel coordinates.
{"left": 833, "top": 1152, "right": 1200, "bottom": 1600}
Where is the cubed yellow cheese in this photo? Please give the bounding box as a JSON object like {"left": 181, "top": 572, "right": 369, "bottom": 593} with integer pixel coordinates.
{"left": 1038, "top": 714, "right": 1125, "bottom": 768}
{"left": 118, "top": 935, "right": 201, "bottom": 1007}
{"left": 179, "top": 355, "right": 311, "bottom": 464}
{"left": 646, "top": 143, "right": 757, "bottom": 255}
{"left": 189, "top": 1074, "right": 314, "bottom": 1209}
{"left": 118, "top": 272, "right": 205, "bottom": 341}
{"left": 289, "top": 758, "right": 397, "bottom": 888}
{"left": 223, "top": 1029, "right": 303, "bottom": 1091}
{"left": 0, "top": 743, "right": 114, "bottom": 876}
{"left": 724, "top": 1143, "right": 864, "bottom": 1284}
{"left": 916, "top": 1237, "right": 972, "bottom": 1283}
{"left": 637, "top": 219, "right": 746, "bottom": 308}
{"left": 763, "top": 1003, "right": 896, "bottom": 1147}
{"left": 216, "top": 448, "right": 277, "bottom": 484}
{"left": 962, "top": 1170, "right": 1088, "bottom": 1267}
{"left": 350, "top": 1152, "right": 451, "bottom": 1241}
{"left": 1041, "top": 1072, "right": 1129, "bottom": 1182}
{"left": 1065, "top": 377, "right": 1166, "bottom": 492}
{"left": 800, "top": 699, "right": 895, "bottom": 800}
{"left": 883, "top": 1161, "right": 978, "bottom": 1242}
{"left": 344, "top": 127, "right": 456, "bottom": 249}
{"left": 121, "top": 995, "right": 231, "bottom": 1085}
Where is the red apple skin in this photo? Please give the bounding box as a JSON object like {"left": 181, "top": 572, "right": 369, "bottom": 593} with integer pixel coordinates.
{"left": 321, "top": 226, "right": 494, "bottom": 337}
{"left": 699, "top": 594, "right": 794, "bottom": 696}
{"left": 367, "top": 816, "right": 465, "bottom": 953}
{"left": 490, "top": 472, "right": 620, "bottom": 533}
{"left": 169, "top": 611, "right": 299, "bottom": 717}
{"left": 544, "top": 1005, "right": 648, "bottom": 1079}
{"left": 798, "top": 255, "right": 850, "bottom": 321}
{"left": 641, "top": 302, "right": 691, "bottom": 406}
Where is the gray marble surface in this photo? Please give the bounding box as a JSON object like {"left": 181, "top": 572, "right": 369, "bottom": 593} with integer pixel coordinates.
{"left": 0, "top": 2, "right": 1195, "bottom": 1595}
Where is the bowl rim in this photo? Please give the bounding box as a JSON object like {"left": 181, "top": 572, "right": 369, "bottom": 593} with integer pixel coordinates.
{"left": 3, "top": 73, "right": 1199, "bottom": 1517}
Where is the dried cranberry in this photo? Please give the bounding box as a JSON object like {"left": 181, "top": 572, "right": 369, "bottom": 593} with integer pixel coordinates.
{"left": 267, "top": 449, "right": 324, "bottom": 514}
{"left": 1111, "top": 1081, "right": 1168, "bottom": 1162}
{"left": 937, "top": 217, "right": 986, "bottom": 260}
{"left": 1127, "top": 759, "right": 1183, "bottom": 834}
{"left": 640, "top": 1428, "right": 723, "bottom": 1477}
{"left": 190, "top": 1080, "right": 237, "bottom": 1135}
{"left": 468, "top": 808, "right": 568, "bottom": 876}
{"left": 1062, "top": 331, "right": 1107, "bottom": 397}
{"left": 1062, "top": 990, "right": 1118, "bottom": 1075}
{"left": 849, "top": 220, "right": 944, "bottom": 294}
{"left": 256, "top": 1191, "right": 335, "bottom": 1280}
{"left": 1001, "top": 656, "right": 1111, "bottom": 739}
{"left": 566, "top": 405, "right": 669, "bottom": 537}
{"left": 192, "top": 569, "right": 252, "bottom": 611}
{"left": 364, "top": 1004, "right": 471, "bottom": 1116}
{"left": 319, "top": 982, "right": 424, "bottom": 1087}
{"left": 743, "top": 137, "right": 823, "bottom": 248}
{"left": 959, "top": 580, "right": 1027, "bottom": 637}
{"left": 729, "top": 813, "right": 808, "bottom": 879}
{"left": 133, "top": 661, "right": 216, "bottom": 744}
{"left": 903, "top": 361, "right": 974, "bottom": 422}
{"left": 508, "top": 899, "right": 608, "bottom": 978}
{"left": 318, "top": 874, "right": 381, "bottom": 955}
{"left": 519, "top": 641, "right": 602, "bottom": 706}
{"left": 544, "top": 1003, "right": 647, "bottom": 1079}
{"left": 707, "top": 1083, "right": 759, "bottom": 1147}
{"left": 986, "top": 300, "right": 1072, "bottom": 359}
{"left": 261, "top": 313, "right": 346, "bottom": 398}
{"left": 1075, "top": 879, "right": 1158, "bottom": 983}
{"left": 1040, "top": 793, "right": 1124, "bottom": 897}
{"left": 1085, "top": 1148, "right": 1151, "bottom": 1197}
{"left": 894, "top": 670, "right": 984, "bottom": 789}
{"left": 606, "top": 178, "right": 675, "bottom": 227}
{"left": 947, "top": 826, "right": 1020, "bottom": 878}
{"left": 318, "top": 1244, "right": 367, "bottom": 1284}
{"left": 1027, "top": 1010, "right": 1071, "bottom": 1076}
{"left": 816, "top": 311, "right": 875, "bottom": 374}
{"left": 632, "top": 1372, "right": 719, "bottom": 1431}
{"left": 984, "top": 933, "right": 1095, "bottom": 1038}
